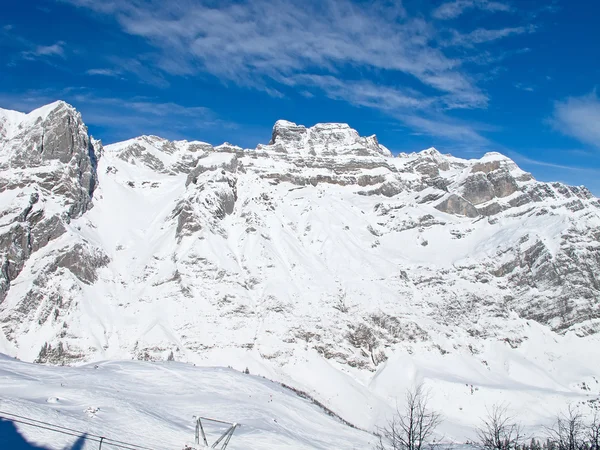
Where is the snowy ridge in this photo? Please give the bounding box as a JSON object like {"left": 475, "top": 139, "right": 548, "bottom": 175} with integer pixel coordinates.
{"left": 0, "top": 101, "right": 69, "bottom": 141}
{"left": 0, "top": 101, "right": 599, "bottom": 444}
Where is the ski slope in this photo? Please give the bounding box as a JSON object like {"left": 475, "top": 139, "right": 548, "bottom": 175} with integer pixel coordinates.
{"left": 0, "top": 354, "right": 376, "bottom": 449}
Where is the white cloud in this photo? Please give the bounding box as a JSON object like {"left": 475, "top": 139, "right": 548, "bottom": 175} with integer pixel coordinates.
{"left": 286, "top": 75, "right": 434, "bottom": 110}
{"left": 514, "top": 83, "right": 535, "bottom": 92}
{"left": 34, "top": 41, "right": 65, "bottom": 57}
{"left": 432, "top": 0, "right": 512, "bottom": 20}
{"left": 288, "top": 74, "right": 490, "bottom": 112}
{"left": 513, "top": 154, "right": 599, "bottom": 173}
{"left": 447, "top": 26, "right": 534, "bottom": 47}
{"left": 62, "top": 0, "right": 539, "bottom": 144}
{"left": 552, "top": 92, "right": 600, "bottom": 149}
{"left": 0, "top": 89, "right": 232, "bottom": 142}
{"left": 21, "top": 41, "right": 66, "bottom": 60}
{"left": 400, "top": 114, "right": 490, "bottom": 144}
{"left": 67, "top": 0, "right": 483, "bottom": 104}
{"left": 108, "top": 57, "right": 169, "bottom": 88}
{"left": 86, "top": 68, "right": 121, "bottom": 77}
{"left": 68, "top": 93, "right": 232, "bottom": 139}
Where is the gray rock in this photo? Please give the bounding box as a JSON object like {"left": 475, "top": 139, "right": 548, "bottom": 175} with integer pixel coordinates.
{"left": 50, "top": 243, "right": 110, "bottom": 284}
{"left": 175, "top": 155, "right": 239, "bottom": 238}
{"left": 435, "top": 194, "right": 480, "bottom": 218}
{"left": 460, "top": 173, "right": 495, "bottom": 205}
{"left": 488, "top": 170, "right": 518, "bottom": 198}
{"left": 471, "top": 160, "right": 501, "bottom": 173}
{"left": 0, "top": 102, "right": 98, "bottom": 303}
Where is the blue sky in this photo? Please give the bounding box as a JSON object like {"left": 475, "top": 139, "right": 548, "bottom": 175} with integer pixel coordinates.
{"left": 1, "top": 0, "right": 600, "bottom": 194}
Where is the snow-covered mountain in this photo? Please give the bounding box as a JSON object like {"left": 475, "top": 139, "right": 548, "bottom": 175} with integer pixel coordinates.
{"left": 1, "top": 101, "right": 599, "bottom": 442}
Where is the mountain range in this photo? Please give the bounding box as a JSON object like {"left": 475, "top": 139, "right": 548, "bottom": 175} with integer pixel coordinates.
{"left": 1, "top": 100, "right": 599, "bottom": 440}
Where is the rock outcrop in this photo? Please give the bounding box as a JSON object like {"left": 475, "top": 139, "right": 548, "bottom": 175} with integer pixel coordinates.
{"left": 0, "top": 101, "right": 100, "bottom": 303}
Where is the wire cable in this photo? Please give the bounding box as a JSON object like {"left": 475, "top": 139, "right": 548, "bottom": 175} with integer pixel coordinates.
{"left": 0, "top": 410, "right": 161, "bottom": 450}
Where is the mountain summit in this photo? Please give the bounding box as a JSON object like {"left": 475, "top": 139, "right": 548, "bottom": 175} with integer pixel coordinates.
{"left": 0, "top": 102, "right": 599, "bottom": 436}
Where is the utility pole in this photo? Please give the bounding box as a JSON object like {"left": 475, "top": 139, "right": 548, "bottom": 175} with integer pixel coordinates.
{"left": 189, "top": 416, "right": 239, "bottom": 450}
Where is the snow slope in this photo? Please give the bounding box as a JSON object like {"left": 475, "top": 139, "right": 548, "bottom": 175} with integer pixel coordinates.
{"left": 0, "top": 354, "right": 375, "bottom": 449}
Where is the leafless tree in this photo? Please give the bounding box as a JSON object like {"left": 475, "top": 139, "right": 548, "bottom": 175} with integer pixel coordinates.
{"left": 545, "top": 405, "right": 585, "bottom": 450}
{"left": 588, "top": 411, "right": 600, "bottom": 450}
{"left": 376, "top": 384, "right": 442, "bottom": 450}
{"left": 477, "top": 404, "right": 525, "bottom": 450}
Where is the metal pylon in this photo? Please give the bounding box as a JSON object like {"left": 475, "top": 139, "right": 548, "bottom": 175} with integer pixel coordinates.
{"left": 194, "top": 416, "right": 239, "bottom": 449}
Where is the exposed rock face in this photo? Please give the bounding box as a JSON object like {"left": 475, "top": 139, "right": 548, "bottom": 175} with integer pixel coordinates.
{"left": 460, "top": 173, "right": 495, "bottom": 205}
{"left": 50, "top": 243, "right": 110, "bottom": 284}
{"left": 454, "top": 154, "right": 521, "bottom": 209}
{"left": 435, "top": 194, "right": 480, "bottom": 217}
{"left": 0, "top": 102, "right": 100, "bottom": 303}
{"left": 488, "top": 170, "right": 519, "bottom": 198}
{"left": 175, "top": 153, "right": 238, "bottom": 237}
{"left": 0, "top": 102, "right": 599, "bottom": 430}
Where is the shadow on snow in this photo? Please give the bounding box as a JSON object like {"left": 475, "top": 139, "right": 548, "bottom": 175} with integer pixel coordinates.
{"left": 0, "top": 419, "right": 86, "bottom": 450}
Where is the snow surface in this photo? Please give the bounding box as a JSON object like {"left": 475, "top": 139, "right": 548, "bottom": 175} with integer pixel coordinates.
{"left": 0, "top": 355, "right": 375, "bottom": 449}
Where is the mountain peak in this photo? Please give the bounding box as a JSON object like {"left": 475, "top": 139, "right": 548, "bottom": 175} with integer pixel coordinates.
{"left": 480, "top": 151, "right": 515, "bottom": 162}
{"left": 273, "top": 119, "right": 301, "bottom": 129}
{"left": 418, "top": 147, "right": 442, "bottom": 156}
{"left": 27, "top": 100, "right": 73, "bottom": 122}
{"left": 268, "top": 119, "right": 389, "bottom": 157}
{"left": 0, "top": 100, "right": 78, "bottom": 142}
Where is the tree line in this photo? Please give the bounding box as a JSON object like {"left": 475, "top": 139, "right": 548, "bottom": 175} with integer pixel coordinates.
{"left": 375, "top": 385, "right": 600, "bottom": 450}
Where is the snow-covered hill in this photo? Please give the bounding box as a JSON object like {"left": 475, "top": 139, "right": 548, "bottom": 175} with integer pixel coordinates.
{"left": 1, "top": 101, "right": 599, "bottom": 443}
{"left": 0, "top": 354, "right": 375, "bottom": 449}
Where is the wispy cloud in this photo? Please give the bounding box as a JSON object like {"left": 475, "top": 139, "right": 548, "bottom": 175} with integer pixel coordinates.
{"left": 66, "top": 0, "right": 482, "bottom": 102}
{"left": 432, "top": 0, "right": 513, "bottom": 20}
{"left": 0, "top": 89, "right": 233, "bottom": 142}
{"left": 1, "top": 25, "right": 67, "bottom": 64}
{"left": 551, "top": 91, "right": 600, "bottom": 149}
{"left": 22, "top": 41, "right": 66, "bottom": 60}
{"left": 447, "top": 26, "right": 535, "bottom": 47}
{"left": 61, "top": 0, "right": 539, "bottom": 144}
{"left": 514, "top": 82, "right": 535, "bottom": 92}
{"left": 85, "top": 59, "right": 169, "bottom": 88}
{"left": 287, "top": 75, "right": 435, "bottom": 110}
{"left": 288, "top": 74, "right": 488, "bottom": 111}
{"left": 510, "top": 152, "right": 599, "bottom": 173}
{"left": 86, "top": 68, "right": 121, "bottom": 77}
{"left": 400, "top": 114, "right": 490, "bottom": 144}
{"left": 105, "top": 56, "right": 169, "bottom": 88}
{"left": 72, "top": 93, "right": 235, "bottom": 140}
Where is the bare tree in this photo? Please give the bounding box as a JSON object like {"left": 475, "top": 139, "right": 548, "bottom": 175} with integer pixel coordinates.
{"left": 588, "top": 411, "right": 600, "bottom": 450}
{"left": 477, "top": 404, "right": 525, "bottom": 450}
{"left": 376, "top": 384, "right": 442, "bottom": 450}
{"left": 546, "top": 405, "right": 585, "bottom": 450}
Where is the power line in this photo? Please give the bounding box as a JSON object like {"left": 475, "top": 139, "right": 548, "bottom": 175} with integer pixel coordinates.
{"left": 0, "top": 413, "right": 149, "bottom": 450}
{"left": 0, "top": 410, "right": 162, "bottom": 450}
{"left": 0, "top": 409, "right": 155, "bottom": 448}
